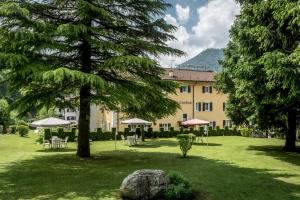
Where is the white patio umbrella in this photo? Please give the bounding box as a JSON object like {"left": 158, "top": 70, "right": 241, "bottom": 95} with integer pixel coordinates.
{"left": 30, "top": 117, "right": 71, "bottom": 127}
{"left": 118, "top": 118, "right": 152, "bottom": 148}
{"left": 121, "top": 118, "right": 152, "bottom": 126}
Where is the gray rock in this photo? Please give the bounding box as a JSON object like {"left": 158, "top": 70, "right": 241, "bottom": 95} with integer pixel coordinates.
{"left": 119, "top": 169, "right": 168, "bottom": 200}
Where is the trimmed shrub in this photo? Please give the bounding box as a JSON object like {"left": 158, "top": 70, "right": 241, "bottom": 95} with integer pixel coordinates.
{"left": 155, "top": 172, "right": 194, "bottom": 200}
{"left": 146, "top": 128, "right": 153, "bottom": 138}
{"left": 69, "top": 128, "right": 77, "bottom": 141}
{"left": 177, "top": 134, "right": 196, "bottom": 158}
{"left": 18, "top": 125, "right": 29, "bottom": 137}
{"left": 240, "top": 128, "right": 251, "bottom": 137}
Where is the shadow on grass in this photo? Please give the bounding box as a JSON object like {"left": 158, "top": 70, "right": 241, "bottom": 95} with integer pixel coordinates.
{"left": 0, "top": 150, "right": 300, "bottom": 200}
{"left": 131, "top": 139, "right": 178, "bottom": 148}
{"left": 193, "top": 143, "right": 222, "bottom": 147}
{"left": 247, "top": 145, "right": 300, "bottom": 166}
{"left": 36, "top": 148, "right": 77, "bottom": 153}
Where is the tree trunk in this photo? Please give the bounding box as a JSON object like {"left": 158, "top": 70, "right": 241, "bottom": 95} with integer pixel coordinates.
{"left": 284, "top": 111, "right": 297, "bottom": 152}
{"left": 77, "top": 85, "right": 91, "bottom": 157}
{"left": 77, "top": 21, "right": 92, "bottom": 157}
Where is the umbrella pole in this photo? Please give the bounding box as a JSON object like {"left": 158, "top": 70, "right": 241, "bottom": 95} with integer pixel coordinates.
{"left": 115, "top": 129, "right": 117, "bottom": 150}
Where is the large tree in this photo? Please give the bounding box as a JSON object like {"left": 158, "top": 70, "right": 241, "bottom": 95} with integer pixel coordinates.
{"left": 0, "top": 0, "right": 183, "bottom": 157}
{"left": 216, "top": 0, "right": 300, "bottom": 151}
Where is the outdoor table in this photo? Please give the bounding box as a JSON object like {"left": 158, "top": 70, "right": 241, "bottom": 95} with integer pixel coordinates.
{"left": 51, "top": 137, "right": 62, "bottom": 149}
{"left": 127, "top": 136, "right": 137, "bottom": 146}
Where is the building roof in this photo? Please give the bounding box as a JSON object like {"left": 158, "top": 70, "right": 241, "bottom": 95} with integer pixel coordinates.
{"left": 163, "top": 68, "right": 215, "bottom": 82}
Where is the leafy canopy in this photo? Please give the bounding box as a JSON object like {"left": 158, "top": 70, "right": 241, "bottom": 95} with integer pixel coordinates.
{"left": 0, "top": 0, "right": 183, "bottom": 121}
{"left": 216, "top": 0, "right": 300, "bottom": 129}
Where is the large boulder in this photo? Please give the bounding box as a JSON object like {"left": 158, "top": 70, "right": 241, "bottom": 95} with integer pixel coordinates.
{"left": 119, "top": 169, "right": 168, "bottom": 200}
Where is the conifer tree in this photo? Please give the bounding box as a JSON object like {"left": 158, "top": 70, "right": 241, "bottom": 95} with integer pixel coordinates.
{"left": 0, "top": 0, "right": 183, "bottom": 157}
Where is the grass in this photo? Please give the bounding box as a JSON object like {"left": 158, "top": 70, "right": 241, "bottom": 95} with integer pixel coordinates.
{"left": 0, "top": 133, "right": 299, "bottom": 200}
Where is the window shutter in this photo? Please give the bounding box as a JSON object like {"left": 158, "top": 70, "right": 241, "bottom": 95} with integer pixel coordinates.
{"left": 210, "top": 102, "right": 213, "bottom": 111}
{"left": 223, "top": 120, "right": 225, "bottom": 128}
{"left": 199, "top": 103, "right": 201, "bottom": 111}
{"left": 202, "top": 86, "right": 205, "bottom": 93}
{"left": 210, "top": 86, "right": 213, "bottom": 93}
{"left": 180, "top": 86, "right": 183, "bottom": 93}
{"left": 203, "top": 102, "right": 205, "bottom": 111}
{"left": 188, "top": 85, "right": 191, "bottom": 93}
{"left": 168, "top": 123, "right": 171, "bottom": 128}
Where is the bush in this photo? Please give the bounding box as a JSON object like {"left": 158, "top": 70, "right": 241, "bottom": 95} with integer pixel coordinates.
{"left": 10, "top": 125, "right": 17, "bottom": 134}
{"left": 240, "top": 128, "right": 251, "bottom": 137}
{"left": 18, "top": 125, "right": 29, "bottom": 137}
{"left": 176, "top": 134, "right": 196, "bottom": 158}
{"left": 155, "top": 172, "right": 194, "bottom": 200}
{"left": 18, "top": 120, "right": 28, "bottom": 126}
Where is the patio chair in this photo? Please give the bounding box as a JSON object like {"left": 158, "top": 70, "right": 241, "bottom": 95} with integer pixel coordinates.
{"left": 137, "top": 136, "right": 142, "bottom": 145}
{"left": 121, "top": 135, "right": 126, "bottom": 144}
{"left": 43, "top": 138, "right": 51, "bottom": 149}
{"left": 61, "top": 136, "right": 69, "bottom": 148}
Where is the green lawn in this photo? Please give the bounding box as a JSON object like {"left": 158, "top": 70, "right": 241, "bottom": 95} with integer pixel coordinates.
{"left": 0, "top": 133, "right": 299, "bottom": 200}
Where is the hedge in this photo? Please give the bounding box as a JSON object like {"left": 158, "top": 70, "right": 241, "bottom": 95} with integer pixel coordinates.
{"left": 43, "top": 127, "right": 244, "bottom": 142}
{"left": 44, "top": 128, "right": 76, "bottom": 142}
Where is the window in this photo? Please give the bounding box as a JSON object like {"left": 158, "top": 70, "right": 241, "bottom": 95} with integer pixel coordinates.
{"left": 67, "top": 116, "right": 76, "bottom": 120}
{"left": 202, "top": 86, "right": 212, "bottom": 94}
{"left": 202, "top": 102, "right": 213, "bottom": 112}
{"left": 159, "top": 123, "right": 171, "bottom": 131}
{"left": 195, "top": 102, "right": 201, "bottom": 112}
{"left": 180, "top": 85, "right": 191, "bottom": 93}
{"left": 223, "top": 120, "right": 232, "bottom": 128}
{"left": 182, "top": 113, "right": 188, "bottom": 122}
{"left": 209, "top": 121, "right": 216, "bottom": 129}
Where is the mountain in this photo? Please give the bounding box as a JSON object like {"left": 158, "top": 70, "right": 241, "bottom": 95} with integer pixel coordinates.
{"left": 177, "top": 48, "right": 224, "bottom": 71}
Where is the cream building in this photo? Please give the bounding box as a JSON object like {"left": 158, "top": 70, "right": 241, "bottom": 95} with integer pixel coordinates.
{"left": 93, "top": 68, "right": 231, "bottom": 132}
{"left": 153, "top": 68, "right": 230, "bottom": 131}
{"left": 62, "top": 68, "right": 231, "bottom": 132}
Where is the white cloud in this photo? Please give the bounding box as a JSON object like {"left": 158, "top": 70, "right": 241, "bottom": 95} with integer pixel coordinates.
{"left": 191, "top": 0, "right": 240, "bottom": 49}
{"left": 159, "top": 0, "right": 240, "bottom": 67}
{"left": 160, "top": 15, "right": 201, "bottom": 67}
{"left": 175, "top": 4, "right": 190, "bottom": 24}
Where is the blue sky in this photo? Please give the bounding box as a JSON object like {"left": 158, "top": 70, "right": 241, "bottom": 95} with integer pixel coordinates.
{"left": 165, "top": 0, "right": 209, "bottom": 30}
{"left": 159, "top": 0, "right": 240, "bottom": 67}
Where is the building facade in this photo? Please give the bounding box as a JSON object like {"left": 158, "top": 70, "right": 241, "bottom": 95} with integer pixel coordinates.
{"left": 116, "top": 68, "right": 231, "bottom": 131}
{"left": 61, "top": 68, "right": 231, "bottom": 132}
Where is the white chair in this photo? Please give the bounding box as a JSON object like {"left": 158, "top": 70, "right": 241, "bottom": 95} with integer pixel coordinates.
{"left": 61, "top": 136, "right": 69, "bottom": 148}
{"left": 43, "top": 138, "right": 51, "bottom": 149}
{"left": 121, "top": 135, "right": 126, "bottom": 144}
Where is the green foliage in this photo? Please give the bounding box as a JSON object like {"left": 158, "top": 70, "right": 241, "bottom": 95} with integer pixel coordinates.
{"left": 176, "top": 134, "right": 196, "bottom": 158}
{"left": 0, "top": 98, "right": 11, "bottom": 133}
{"left": 215, "top": 0, "right": 300, "bottom": 151}
{"left": 155, "top": 172, "right": 194, "bottom": 200}
{"left": 36, "top": 106, "right": 58, "bottom": 120}
{"left": 240, "top": 128, "right": 251, "bottom": 137}
{"left": 18, "top": 125, "right": 29, "bottom": 137}
{"left": 0, "top": 0, "right": 183, "bottom": 120}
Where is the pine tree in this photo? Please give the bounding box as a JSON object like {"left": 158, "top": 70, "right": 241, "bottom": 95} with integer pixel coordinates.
{"left": 0, "top": 0, "right": 183, "bottom": 157}
{"left": 216, "top": 0, "right": 300, "bottom": 151}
